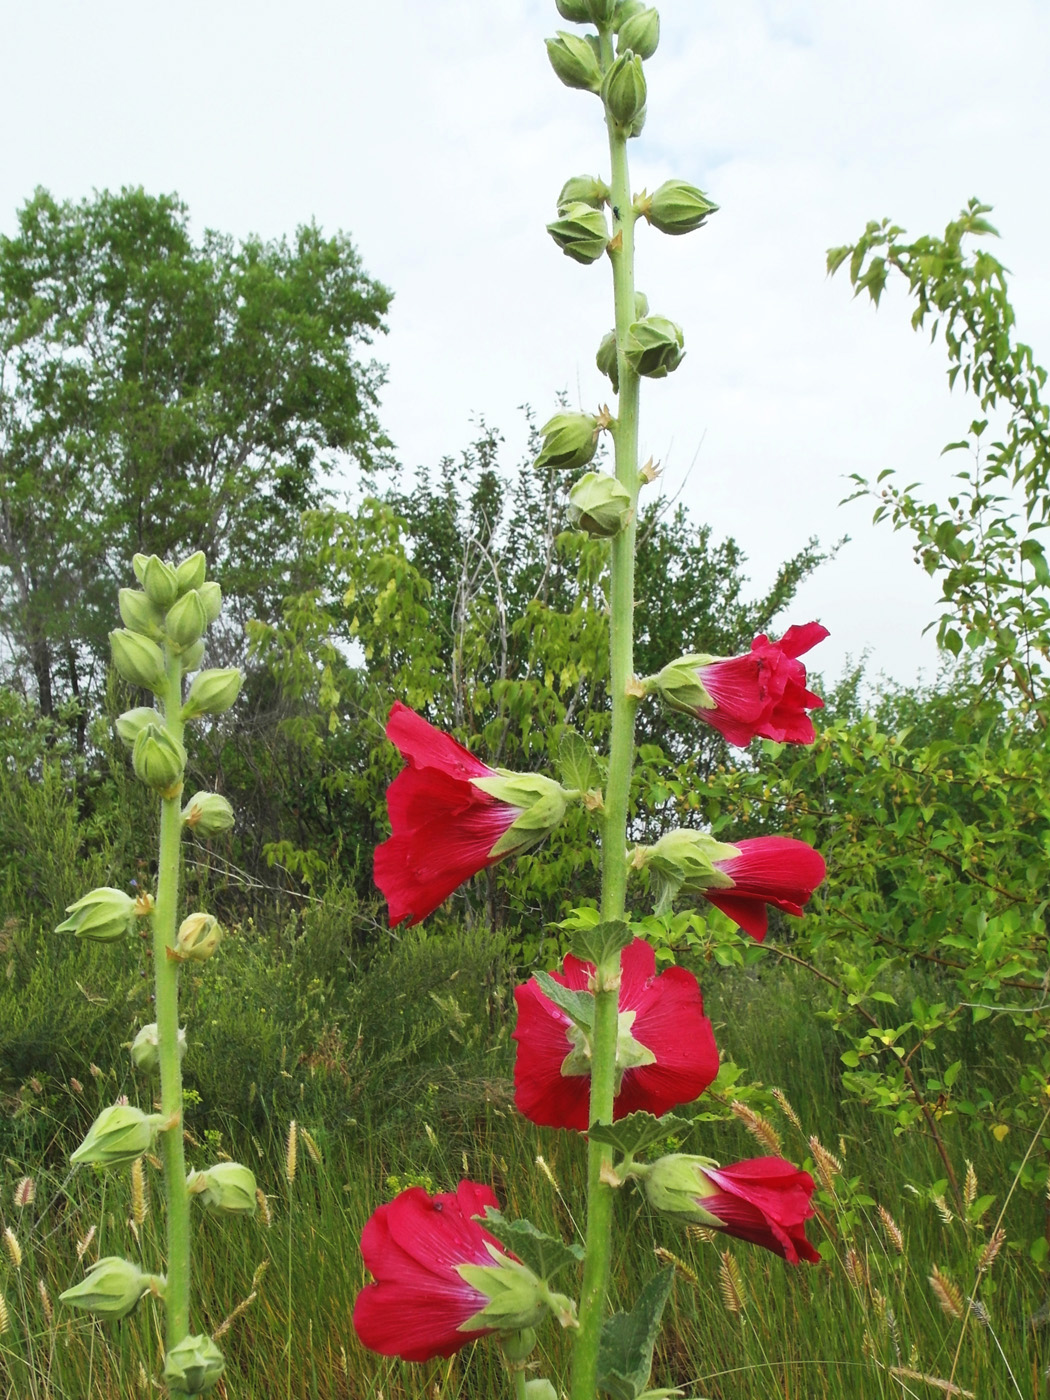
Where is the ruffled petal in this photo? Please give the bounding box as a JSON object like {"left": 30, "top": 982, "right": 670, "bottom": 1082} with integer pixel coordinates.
{"left": 776, "top": 622, "right": 830, "bottom": 659}
{"left": 512, "top": 980, "right": 591, "bottom": 1131}
{"left": 618, "top": 966, "right": 719, "bottom": 1117}
{"left": 386, "top": 701, "right": 493, "bottom": 779}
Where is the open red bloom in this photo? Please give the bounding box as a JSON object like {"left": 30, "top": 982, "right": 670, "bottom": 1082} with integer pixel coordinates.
{"left": 693, "top": 1157, "right": 821, "bottom": 1264}
{"left": 512, "top": 938, "right": 719, "bottom": 1131}
{"left": 353, "top": 1181, "right": 510, "bottom": 1361}
{"left": 374, "top": 703, "right": 566, "bottom": 927}
{"left": 703, "top": 836, "right": 826, "bottom": 942}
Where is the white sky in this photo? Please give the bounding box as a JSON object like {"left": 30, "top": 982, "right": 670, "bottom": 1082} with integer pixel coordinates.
{"left": 3, "top": 0, "right": 1048, "bottom": 687}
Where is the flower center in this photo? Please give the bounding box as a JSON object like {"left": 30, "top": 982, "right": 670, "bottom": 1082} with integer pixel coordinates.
{"left": 560, "top": 1009, "right": 656, "bottom": 1093}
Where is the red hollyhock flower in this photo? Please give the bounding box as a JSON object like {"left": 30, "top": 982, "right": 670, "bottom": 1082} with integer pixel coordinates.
{"left": 353, "top": 1180, "right": 511, "bottom": 1361}
{"left": 703, "top": 836, "right": 826, "bottom": 942}
{"left": 512, "top": 938, "right": 719, "bottom": 1131}
{"left": 655, "top": 622, "right": 828, "bottom": 746}
{"left": 691, "top": 1157, "right": 821, "bottom": 1264}
{"left": 374, "top": 703, "right": 566, "bottom": 927}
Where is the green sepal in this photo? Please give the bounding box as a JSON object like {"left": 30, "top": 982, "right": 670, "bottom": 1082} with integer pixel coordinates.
{"left": 165, "top": 589, "right": 208, "bottom": 649}
{"left": 533, "top": 970, "right": 594, "bottom": 1030}
{"left": 175, "top": 551, "right": 207, "bottom": 595}
{"left": 558, "top": 174, "right": 611, "bottom": 212}
{"left": 547, "top": 204, "right": 610, "bottom": 265}
{"left": 118, "top": 588, "right": 164, "bottom": 638}
{"left": 616, "top": 7, "right": 659, "bottom": 59}
{"left": 558, "top": 728, "right": 604, "bottom": 794}
{"left": 546, "top": 31, "right": 604, "bottom": 93}
{"left": 603, "top": 51, "right": 647, "bottom": 128}
{"left": 163, "top": 1334, "right": 225, "bottom": 1394}
{"left": 622, "top": 315, "right": 685, "bottom": 379}
{"left": 140, "top": 555, "right": 179, "bottom": 610}
{"left": 480, "top": 1208, "right": 585, "bottom": 1284}
{"left": 588, "top": 1111, "right": 689, "bottom": 1162}
{"left": 596, "top": 329, "right": 620, "bottom": 392}
{"left": 597, "top": 1268, "right": 675, "bottom": 1400}
{"left": 568, "top": 919, "right": 632, "bottom": 967}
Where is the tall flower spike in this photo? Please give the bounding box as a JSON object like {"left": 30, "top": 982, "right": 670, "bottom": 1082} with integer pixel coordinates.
{"left": 374, "top": 703, "right": 570, "bottom": 927}
{"left": 513, "top": 938, "right": 719, "bottom": 1131}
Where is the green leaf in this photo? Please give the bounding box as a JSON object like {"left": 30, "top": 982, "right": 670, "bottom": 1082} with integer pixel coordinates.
{"left": 588, "top": 1112, "right": 689, "bottom": 1160}
{"left": 569, "top": 920, "right": 632, "bottom": 967}
{"left": 559, "top": 728, "right": 603, "bottom": 793}
{"left": 533, "top": 971, "right": 594, "bottom": 1029}
{"left": 480, "top": 1209, "right": 584, "bottom": 1283}
{"left": 597, "top": 1268, "right": 675, "bottom": 1400}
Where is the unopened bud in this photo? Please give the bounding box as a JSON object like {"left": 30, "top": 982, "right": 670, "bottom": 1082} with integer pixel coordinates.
{"left": 197, "top": 581, "right": 222, "bottom": 624}
{"left": 603, "top": 51, "right": 647, "bottom": 127}
{"left": 70, "top": 1104, "right": 161, "bottom": 1168}
{"left": 175, "top": 913, "right": 222, "bottom": 963}
{"left": 118, "top": 589, "right": 164, "bottom": 639}
{"left": 545, "top": 32, "right": 603, "bottom": 93}
{"left": 596, "top": 330, "right": 619, "bottom": 393}
{"left": 557, "top": 174, "right": 610, "bottom": 212}
{"left": 547, "top": 202, "right": 609, "bottom": 264}
{"left": 181, "top": 791, "right": 235, "bottom": 836}
{"left": 130, "top": 1023, "right": 186, "bottom": 1072}
{"left": 181, "top": 639, "right": 206, "bottom": 673}
{"left": 642, "top": 179, "right": 718, "bottom": 236}
{"left": 555, "top": 0, "right": 591, "bottom": 19}
{"left": 187, "top": 1162, "right": 257, "bottom": 1215}
{"left": 140, "top": 556, "right": 179, "bottom": 610}
{"left": 110, "top": 629, "right": 165, "bottom": 693}
{"left": 132, "top": 724, "right": 187, "bottom": 795}
{"left": 623, "top": 315, "right": 685, "bottom": 379}
{"left": 56, "top": 887, "right": 136, "bottom": 943}
{"left": 115, "top": 707, "right": 163, "bottom": 748}
{"left": 585, "top": 0, "right": 617, "bottom": 20}
{"left": 525, "top": 1383, "right": 558, "bottom": 1400}
{"left": 163, "top": 1334, "right": 225, "bottom": 1395}
{"left": 165, "top": 590, "right": 208, "bottom": 650}
{"left": 182, "top": 667, "right": 242, "bottom": 720}
{"left": 534, "top": 413, "right": 600, "bottom": 472}
{"left": 641, "top": 1153, "right": 722, "bottom": 1221}
{"left": 568, "top": 472, "right": 633, "bottom": 537}
{"left": 175, "top": 551, "right": 207, "bottom": 595}
{"left": 59, "top": 1256, "right": 159, "bottom": 1318}
{"left": 616, "top": 6, "right": 659, "bottom": 58}
{"left": 634, "top": 290, "right": 649, "bottom": 318}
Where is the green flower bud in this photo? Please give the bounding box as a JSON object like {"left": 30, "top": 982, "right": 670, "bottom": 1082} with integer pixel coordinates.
{"left": 132, "top": 553, "right": 149, "bottom": 584}
{"left": 596, "top": 329, "right": 619, "bottom": 393}
{"left": 525, "top": 1383, "right": 558, "bottom": 1400}
{"left": 534, "top": 412, "right": 600, "bottom": 472}
{"left": 118, "top": 588, "right": 164, "bottom": 639}
{"left": 163, "top": 1334, "right": 225, "bottom": 1395}
{"left": 616, "top": 6, "right": 659, "bottom": 58}
{"left": 568, "top": 472, "right": 633, "bottom": 537}
{"left": 641, "top": 1153, "right": 723, "bottom": 1221}
{"left": 187, "top": 1162, "right": 257, "bottom": 1215}
{"left": 175, "top": 551, "right": 207, "bottom": 594}
{"left": 59, "top": 1255, "right": 160, "bottom": 1318}
{"left": 132, "top": 724, "right": 187, "bottom": 795}
{"left": 628, "top": 103, "right": 647, "bottom": 138}
{"left": 545, "top": 31, "right": 603, "bottom": 93}
{"left": 130, "top": 1022, "right": 186, "bottom": 1072}
{"left": 633, "top": 827, "right": 737, "bottom": 914}
{"left": 603, "top": 51, "right": 647, "bottom": 127}
{"left": 623, "top": 314, "right": 685, "bottom": 379}
{"left": 614, "top": 0, "right": 646, "bottom": 28}
{"left": 547, "top": 202, "right": 609, "bottom": 265}
{"left": 585, "top": 0, "right": 617, "bottom": 20}
{"left": 110, "top": 629, "right": 165, "bottom": 693}
{"left": 181, "top": 639, "right": 206, "bottom": 673}
{"left": 70, "top": 1104, "right": 161, "bottom": 1168}
{"left": 181, "top": 791, "right": 235, "bottom": 836}
{"left": 55, "top": 887, "right": 136, "bottom": 943}
{"left": 115, "top": 706, "right": 163, "bottom": 748}
{"left": 175, "top": 912, "right": 222, "bottom": 963}
{"left": 634, "top": 290, "right": 649, "bottom": 318}
{"left": 182, "top": 667, "right": 242, "bottom": 720}
{"left": 165, "top": 590, "right": 208, "bottom": 650}
{"left": 642, "top": 179, "right": 718, "bottom": 235}
{"left": 556, "top": 174, "right": 610, "bottom": 213}
{"left": 555, "top": 0, "right": 591, "bottom": 19}
{"left": 197, "top": 581, "right": 222, "bottom": 624}
{"left": 471, "top": 772, "right": 571, "bottom": 860}
{"left": 140, "top": 555, "right": 179, "bottom": 610}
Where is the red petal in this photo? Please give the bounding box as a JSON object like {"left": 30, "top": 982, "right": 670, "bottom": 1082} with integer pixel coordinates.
{"left": 701, "top": 889, "right": 771, "bottom": 941}
{"left": 617, "top": 966, "right": 719, "bottom": 1117}
{"left": 716, "top": 837, "right": 826, "bottom": 903}
{"left": 775, "top": 622, "right": 829, "bottom": 659}
{"left": 353, "top": 1280, "right": 492, "bottom": 1360}
{"left": 512, "top": 980, "right": 591, "bottom": 1130}
{"left": 386, "top": 702, "right": 493, "bottom": 779}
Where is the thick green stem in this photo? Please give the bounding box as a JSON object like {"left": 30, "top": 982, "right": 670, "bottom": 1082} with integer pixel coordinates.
{"left": 154, "top": 649, "right": 190, "bottom": 1347}
{"left": 570, "top": 41, "right": 641, "bottom": 1400}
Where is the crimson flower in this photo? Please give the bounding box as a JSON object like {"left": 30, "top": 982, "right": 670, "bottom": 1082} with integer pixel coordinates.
{"left": 653, "top": 622, "right": 829, "bottom": 746}
{"left": 374, "top": 702, "right": 568, "bottom": 927}
{"left": 352, "top": 1181, "right": 510, "bottom": 1361}
{"left": 512, "top": 938, "right": 719, "bottom": 1131}
{"left": 703, "top": 836, "right": 826, "bottom": 942}
{"left": 643, "top": 1154, "right": 820, "bottom": 1264}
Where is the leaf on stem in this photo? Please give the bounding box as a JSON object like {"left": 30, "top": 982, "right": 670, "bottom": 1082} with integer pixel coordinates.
{"left": 588, "top": 1111, "right": 689, "bottom": 1161}
{"left": 597, "top": 1267, "right": 675, "bottom": 1400}
{"left": 479, "top": 1209, "right": 584, "bottom": 1283}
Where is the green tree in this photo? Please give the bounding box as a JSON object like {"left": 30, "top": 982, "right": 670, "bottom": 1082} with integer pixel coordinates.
{"left": 0, "top": 186, "right": 392, "bottom": 730}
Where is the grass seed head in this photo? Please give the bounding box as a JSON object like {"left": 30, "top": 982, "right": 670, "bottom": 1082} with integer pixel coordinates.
{"left": 76, "top": 1225, "right": 97, "bottom": 1261}
{"left": 3, "top": 1227, "right": 21, "bottom": 1270}
{"left": 929, "top": 1264, "right": 964, "bottom": 1320}
{"left": 963, "top": 1160, "right": 977, "bottom": 1209}
{"left": 38, "top": 1278, "right": 52, "bottom": 1325}
{"left": 732, "top": 1100, "right": 782, "bottom": 1154}
{"left": 809, "top": 1135, "right": 842, "bottom": 1193}
{"left": 131, "top": 1157, "right": 148, "bottom": 1225}
{"left": 14, "top": 1176, "right": 35, "bottom": 1209}
{"left": 770, "top": 1087, "right": 802, "bottom": 1131}
{"left": 877, "top": 1203, "right": 905, "bottom": 1254}
{"left": 0, "top": 1289, "right": 8, "bottom": 1335}
{"left": 285, "top": 1120, "right": 298, "bottom": 1186}
{"left": 718, "top": 1250, "right": 746, "bottom": 1313}
{"left": 977, "top": 1226, "right": 1005, "bottom": 1275}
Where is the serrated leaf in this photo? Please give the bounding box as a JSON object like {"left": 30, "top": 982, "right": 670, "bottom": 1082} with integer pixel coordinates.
{"left": 569, "top": 919, "right": 632, "bottom": 967}
{"left": 534, "top": 970, "right": 594, "bottom": 1028}
{"left": 597, "top": 1268, "right": 675, "bottom": 1400}
{"left": 588, "top": 1112, "right": 689, "bottom": 1160}
{"left": 481, "top": 1209, "right": 584, "bottom": 1283}
{"left": 559, "top": 729, "right": 603, "bottom": 793}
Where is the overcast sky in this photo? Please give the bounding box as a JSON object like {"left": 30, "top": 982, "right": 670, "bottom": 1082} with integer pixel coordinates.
{"left": 3, "top": 0, "right": 1048, "bottom": 687}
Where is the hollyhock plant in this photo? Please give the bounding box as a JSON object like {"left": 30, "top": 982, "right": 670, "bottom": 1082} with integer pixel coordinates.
{"left": 513, "top": 938, "right": 719, "bottom": 1131}
{"left": 651, "top": 622, "right": 829, "bottom": 746}
{"left": 640, "top": 1154, "right": 820, "bottom": 1264}
{"left": 374, "top": 702, "right": 570, "bottom": 926}
{"left": 353, "top": 1181, "right": 512, "bottom": 1361}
